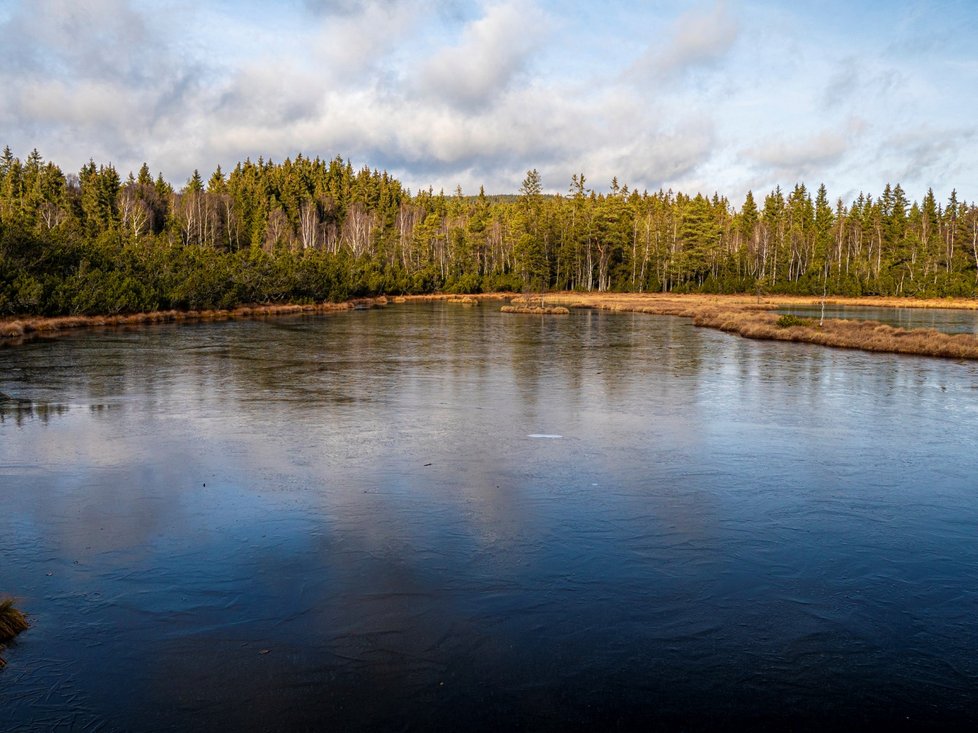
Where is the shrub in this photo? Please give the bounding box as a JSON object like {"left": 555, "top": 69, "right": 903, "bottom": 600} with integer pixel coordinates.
{"left": 776, "top": 314, "right": 812, "bottom": 328}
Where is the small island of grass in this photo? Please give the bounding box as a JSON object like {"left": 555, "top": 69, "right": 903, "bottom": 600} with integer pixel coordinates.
{"left": 530, "top": 292, "right": 978, "bottom": 360}
{"left": 0, "top": 599, "right": 29, "bottom": 668}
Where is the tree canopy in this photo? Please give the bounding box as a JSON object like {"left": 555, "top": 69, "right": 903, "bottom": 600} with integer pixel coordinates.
{"left": 1, "top": 146, "right": 977, "bottom": 316}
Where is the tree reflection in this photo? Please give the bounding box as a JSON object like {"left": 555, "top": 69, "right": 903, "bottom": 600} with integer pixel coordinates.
{"left": 0, "top": 395, "right": 70, "bottom": 425}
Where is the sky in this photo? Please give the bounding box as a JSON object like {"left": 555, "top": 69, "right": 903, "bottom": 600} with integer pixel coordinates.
{"left": 1, "top": 0, "right": 976, "bottom": 204}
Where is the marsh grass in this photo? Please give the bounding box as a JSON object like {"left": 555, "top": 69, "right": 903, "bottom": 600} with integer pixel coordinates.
{"left": 500, "top": 305, "right": 570, "bottom": 315}
{"left": 695, "top": 310, "right": 978, "bottom": 359}
{"left": 0, "top": 294, "right": 523, "bottom": 344}
{"left": 0, "top": 299, "right": 391, "bottom": 344}
{"left": 397, "top": 293, "right": 513, "bottom": 303}
{"left": 0, "top": 599, "right": 28, "bottom": 643}
{"left": 530, "top": 292, "right": 978, "bottom": 360}
{"left": 776, "top": 314, "right": 814, "bottom": 328}
{"left": 5, "top": 291, "right": 978, "bottom": 359}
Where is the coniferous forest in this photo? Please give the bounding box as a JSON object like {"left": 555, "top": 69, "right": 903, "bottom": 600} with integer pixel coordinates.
{"left": 1, "top": 146, "right": 977, "bottom": 317}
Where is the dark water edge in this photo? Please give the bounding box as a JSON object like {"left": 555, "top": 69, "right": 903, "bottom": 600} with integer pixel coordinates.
{"left": 3, "top": 303, "right": 978, "bottom": 730}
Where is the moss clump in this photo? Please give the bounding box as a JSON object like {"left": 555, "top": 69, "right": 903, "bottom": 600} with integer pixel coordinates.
{"left": 776, "top": 313, "right": 813, "bottom": 328}
{"left": 0, "top": 599, "right": 29, "bottom": 642}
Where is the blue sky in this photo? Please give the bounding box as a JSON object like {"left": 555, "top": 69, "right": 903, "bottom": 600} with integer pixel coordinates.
{"left": 1, "top": 0, "right": 976, "bottom": 203}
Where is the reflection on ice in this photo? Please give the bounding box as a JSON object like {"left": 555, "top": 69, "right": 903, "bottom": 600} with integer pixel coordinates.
{"left": 2, "top": 304, "right": 978, "bottom": 729}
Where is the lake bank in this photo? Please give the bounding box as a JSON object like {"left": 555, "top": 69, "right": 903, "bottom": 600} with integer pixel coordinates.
{"left": 4, "top": 291, "right": 978, "bottom": 359}
{"left": 0, "top": 297, "right": 392, "bottom": 344}
{"left": 0, "top": 294, "right": 525, "bottom": 345}
{"left": 513, "top": 292, "right": 978, "bottom": 360}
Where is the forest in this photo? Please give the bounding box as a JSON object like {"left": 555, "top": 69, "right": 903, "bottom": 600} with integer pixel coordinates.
{"left": 1, "top": 146, "right": 977, "bottom": 316}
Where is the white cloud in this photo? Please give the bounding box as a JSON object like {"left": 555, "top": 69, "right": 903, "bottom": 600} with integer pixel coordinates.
{"left": 880, "top": 126, "right": 978, "bottom": 190}
{"left": 744, "top": 130, "right": 849, "bottom": 178}
{"left": 0, "top": 0, "right": 206, "bottom": 170}
{"left": 18, "top": 79, "right": 127, "bottom": 126}
{"left": 311, "top": 1, "right": 423, "bottom": 84}
{"left": 631, "top": 0, "right": 739, "bottom": 81}
{"left": 418, "top": 0, "right": 547, "bottom": 109}
{"left": 821, "top": 57, "right": 905, "bottom": 112}
{"left": 0, "top": 0, "right": 976, "bottom": 201}
{"left": 0, "top": 0, "right": 152, "bottom": 82}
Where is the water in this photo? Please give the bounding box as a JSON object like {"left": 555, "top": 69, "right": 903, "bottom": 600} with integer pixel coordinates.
{"left": 778, "top": 303, "right": 978, "bottom": 334}
{"left": 2, "top": 303, "right": 978, "bottom": 730}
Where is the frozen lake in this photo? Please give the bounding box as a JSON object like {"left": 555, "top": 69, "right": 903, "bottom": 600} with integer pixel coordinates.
{"left": 3, "top": 303, "right": 978, "bottom": 729}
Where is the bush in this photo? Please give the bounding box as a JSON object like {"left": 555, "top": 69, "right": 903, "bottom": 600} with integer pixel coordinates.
{"left": 776, "top": 314, "right": 813, "bottom": 328}
{"left": 446, "top": 272, "right": 482, "bottom": 294}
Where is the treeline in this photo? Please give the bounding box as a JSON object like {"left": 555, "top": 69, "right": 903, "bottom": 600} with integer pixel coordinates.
{"left": 1, "top": 146, "right": 977, "bottom": 316}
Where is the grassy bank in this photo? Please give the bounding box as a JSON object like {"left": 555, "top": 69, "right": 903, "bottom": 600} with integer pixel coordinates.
{"left": 4, "top": 291, "right": 978, "bottom": 360}
{"left": 523, "top": 292, "right": 978, "bottom": 360}
{"left": 0, "top": 298, "right": 390, "bottom": 344}
{"left": 501, "top": 304, "right": 570, "bottom": 315}
{"left": 390, "top": 293, "right": 512, "bottom": 303}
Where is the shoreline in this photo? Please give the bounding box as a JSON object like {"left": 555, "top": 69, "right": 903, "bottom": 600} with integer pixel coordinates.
{"left": 0, "top": 293, "right": 522, "bottom": 344}
{"left": 0, "top": 297, "right": 393, "bottom": 345}
{"left": 522, "top": 292, "right": 978, "bottom": 360}
{"left": 3, "top": 292, "right": 978, "bottom": 359}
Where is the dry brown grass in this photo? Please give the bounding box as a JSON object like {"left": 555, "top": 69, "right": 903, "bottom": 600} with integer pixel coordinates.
{"left": 0, "top": 599, "right": 28, "bottom": 643}
{"left": 0, "top": 320, "right": 25, "bottom": 338}
{"left": 816, "top": 295, "right": 978, "bottom": 311}
{"left": 446, "top": 296, "right": 480, "bottom": 305}
{"left": 397, "top": 293, "right": 514, "bottom": 303}
{"left": 5, "top": 291, "right": 978, "bottom": 359}
{"left": 500, "top": 305, "right": 570, "bottom": 315}
{"left": 531, "top": 291, "right": 978, "bottom": 314}
{"left": 0, "top": 298, "right": 390, "bottom": 345}
{"left": 528, "top": 292, "right": 978, "bottom": 360}
{"left": 693, "top": 309, "right": 978, "bottom": 359}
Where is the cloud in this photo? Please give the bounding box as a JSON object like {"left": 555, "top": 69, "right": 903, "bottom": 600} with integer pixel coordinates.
{"left": 0, "top": 0, "right": 204, "bottom": 167}
{"left": 881, "top": 126, "right": 978, "bottom": 189}
{"left": 1, "top": 1, "right": 975, "bottom": 202}
{"left": 0, "top": 0, "right": 152, "bottom": 83}
{"left": 304, "top": 0, "right": 382, "bottom": 16}
{"left": 215, "top": 61, "right": 324, "bottom": 128}
{"left": 618, "top": 127, "right": 716, "bottom": 189}
{"left": 821, "top": 57, "right": 903, "bottom": 110}
{"left": 310, "top": 0, "right": 424, "bottom": 86}
{"left": 631, "top": 0, "right": 739, "bottom": 81}
{"left": 742, "top": 127, "right": 853, "bottom": 185}
{"left": 417, "top": 0, "right": 547, "bottom": 110}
